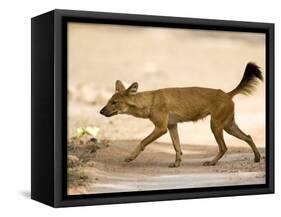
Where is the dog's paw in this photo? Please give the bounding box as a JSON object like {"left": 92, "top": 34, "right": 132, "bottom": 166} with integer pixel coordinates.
{"left": 254, "top": 156, "right": 261, "bottom": 163}
{"left": 168, "top": 162, "right": 180, "bottom": 168}
{"left": 203, "top": 161, "right": 217, "bottom": 166}
{"left": 124, "top": 156, "right": 134, "bottom": 163}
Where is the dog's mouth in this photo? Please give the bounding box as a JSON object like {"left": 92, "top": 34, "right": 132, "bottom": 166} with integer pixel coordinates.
{"left": 104, "top": 111, "right": 118, "bottom": 117}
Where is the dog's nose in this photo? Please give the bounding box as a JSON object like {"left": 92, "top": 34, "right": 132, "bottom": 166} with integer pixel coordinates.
{"left": 100, "top": 108, "right": 105, "bottom": 115}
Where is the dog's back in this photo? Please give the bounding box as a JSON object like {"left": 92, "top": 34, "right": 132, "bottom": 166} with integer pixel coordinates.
{"left": 151, "top": 87, "right": 232, "bottom": 123}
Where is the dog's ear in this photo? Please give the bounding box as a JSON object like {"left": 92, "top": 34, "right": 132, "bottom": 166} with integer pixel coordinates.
{"left": 127, "top": 82, "right": 138, "bottom": 94}
{"left": 115, "top": 80, "right": 125, "bottom": 92}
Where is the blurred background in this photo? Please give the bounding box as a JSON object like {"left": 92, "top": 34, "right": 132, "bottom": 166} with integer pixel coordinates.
{"left": 67, "top": 23, "right": 266, "bottom": 194}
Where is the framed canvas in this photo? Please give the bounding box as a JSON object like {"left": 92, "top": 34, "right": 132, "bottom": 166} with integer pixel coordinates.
{"left": 31, "top": 9, "right": 274, "bottom": 207}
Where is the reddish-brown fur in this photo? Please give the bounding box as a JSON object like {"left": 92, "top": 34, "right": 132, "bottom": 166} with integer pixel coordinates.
{"left": 100, "top": 62, "right": 263, "bottom": 167}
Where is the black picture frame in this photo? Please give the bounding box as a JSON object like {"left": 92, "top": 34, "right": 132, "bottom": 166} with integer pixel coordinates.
{"left": 31, "top": 9, "right": 274, "bottom": 207}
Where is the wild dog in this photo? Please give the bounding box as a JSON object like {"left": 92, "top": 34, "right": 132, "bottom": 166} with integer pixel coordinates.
{"left": 100, "top": 62, "right": 263, "bottom": 167}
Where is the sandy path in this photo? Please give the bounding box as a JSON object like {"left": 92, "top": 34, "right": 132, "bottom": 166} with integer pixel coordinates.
{"left": 70, "top": 140, "right": 265, "bottom": 195}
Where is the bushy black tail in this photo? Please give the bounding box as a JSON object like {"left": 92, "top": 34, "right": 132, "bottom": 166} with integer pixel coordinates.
{"left": 228, "top": 62, "right": 263, "bottom": 97}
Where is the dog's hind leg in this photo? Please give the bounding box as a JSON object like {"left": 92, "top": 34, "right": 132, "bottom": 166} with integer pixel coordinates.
{"left": 168, "top": 124, "right": 183, "bottom": 168}
{"left": 203, "top": 102, "right": 234, "bottom": 166}
{"left": 203, "top": 119, "right": 227, "bottom": 166}
{"left": 224, "top": 120, "right": 261, "bottom": 162}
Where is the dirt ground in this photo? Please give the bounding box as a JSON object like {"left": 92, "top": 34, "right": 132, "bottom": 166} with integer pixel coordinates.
{"left": 67, "top": 23, "right": 266, "bottom": 195}
{"left": 68, "top": 140, "right": 265, "bottom": 195}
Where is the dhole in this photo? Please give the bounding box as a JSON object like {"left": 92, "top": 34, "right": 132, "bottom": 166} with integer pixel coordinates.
{"left": 100, "top": 63, "right": 263, "bottom": 167}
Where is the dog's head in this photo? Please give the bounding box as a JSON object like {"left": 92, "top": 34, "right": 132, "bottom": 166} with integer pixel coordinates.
{"left": 100, "top": 80, "right": 138, "bottom": 117}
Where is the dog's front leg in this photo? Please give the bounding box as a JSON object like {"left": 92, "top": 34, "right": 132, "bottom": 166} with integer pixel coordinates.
{"left": 125, "top": 111, "right": 168, "bottom": 162}
{"left": 168, "top": 124, "right": 183, "bottom": 168}
{"left": 124, "top": 127, "right": 168, "bottom": 162}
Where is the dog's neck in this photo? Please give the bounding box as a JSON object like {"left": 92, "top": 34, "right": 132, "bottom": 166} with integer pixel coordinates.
{"left": 125, "top": 92, "right": 153, "bottom": 119}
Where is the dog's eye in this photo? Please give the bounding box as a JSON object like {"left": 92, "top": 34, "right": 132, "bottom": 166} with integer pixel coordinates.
{"left": 112, "top": 101, "right": 117, "bottom": 105}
